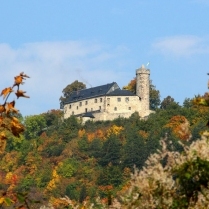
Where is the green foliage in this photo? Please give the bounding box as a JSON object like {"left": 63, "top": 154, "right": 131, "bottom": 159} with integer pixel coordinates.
{"left": 78, "top": 136, "right": 89, "bottom": 152}
{"left": 88, "top": 138, "right": 103, "bottom": 158}
{"left": 6, "top": 134, "right": 25, "bottom": 151}
{"left": 173, "top": 157, "right": 209, "bottom": 207}
{"left": 65, "top": 183, "right": 79, "bottom": 201}
{"left": 36, "top": 166, "right": 52, "bottom": 188}
{"left": 123, "top": 129, "right": 146, "bottom": 169}
{"left": 99, "top": 135, "right": 122, "bottom": 166}
{"left": 24, "top": 114, "right": 46, "bottom": 140}
{"left": 42, "top": 140, "right": 65, "bottom": 157}
{"left": 97, "top": 165, "right": 123, "bottom": 187}
{"left": 58, "top": 116, "right": 80, "bottom": 142}
{"left": 17, "top": 176, "right": 35, "bottom": 192}
{"left": 79, "top": 185, "right": 87, "bottom": 203}
{"left": 3, "top": 86, "right": 209, "bottom": 208}
{"left": 160, "top": 96, "right": 180, "bottom": 110}
{"left": 57, "top": 159, "right": 77, "bottom": 178}
{"left": 183, "top": 98, "right": 193, "bottom": 108}
{"left": 42, "top": 109, "right": 63, "bottom": 127}
{"left": 150, "top": 84, "right": 161, "bottom": 110}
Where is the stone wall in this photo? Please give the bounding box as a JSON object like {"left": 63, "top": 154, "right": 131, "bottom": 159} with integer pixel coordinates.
{"left": 136, "top": 65, "right": 150, "bottom": 112}
{"left": 64, "top": 95, "right": 142, "bottom": 120}
{"left": 63, "top": 65, "right": 152, "bottom": 121}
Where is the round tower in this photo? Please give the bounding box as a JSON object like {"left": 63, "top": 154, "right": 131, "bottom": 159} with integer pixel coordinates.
{"left": 136, "top": 65, "right": 150, "bottom": 112}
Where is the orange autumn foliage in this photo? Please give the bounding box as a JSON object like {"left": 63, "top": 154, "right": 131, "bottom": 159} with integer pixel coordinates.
{"left": 139, "top": 130, "right": 149, "bottom": 139}
{"left": 106, "top": 125, "right": 124, "bottom": 138}
{"left": 165, "top": 115, "right": 191, "bottom": 140}
{"left": 0, "top": 73, "right": 30, "bottom": 208}
{"left": 123, "top": 77, "right": 136, "bottom": 93}
{"left": 86, "top": 129, "right": 105, "bottom": 142}
{"left": 0, "top": 72, "right": 30, "bottom": 153}
{"left": 78, "top": 129, "right": 86, "bottom": 138}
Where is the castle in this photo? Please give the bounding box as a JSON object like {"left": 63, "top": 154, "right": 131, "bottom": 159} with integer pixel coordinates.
{"left": 61, "top": 65, "right": 152, "bottom": 122}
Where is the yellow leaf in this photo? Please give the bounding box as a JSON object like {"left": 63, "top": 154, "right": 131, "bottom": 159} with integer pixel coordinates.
{"left": 0, "top": 197, "right": 4, "bottom": 204}
{"left": 0, "top": 87, "right": 13, "bottom": 99}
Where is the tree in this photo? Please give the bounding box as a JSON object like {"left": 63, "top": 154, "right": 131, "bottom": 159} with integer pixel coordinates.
{"left": 123, "top": 128, "right": 146, "bottom": 169}
{"left": 99, "top": 135, "right": 122, "bottom": 166}
{"left": 79, "top": 185, "right": 87, "bottom": 203}
{"left": 123, "top": 78, "right": 136, "bottom": 94}
{"left": 60, "top": 80, "right": 86, "bottom": 102}
{"left": 150, "top": 84, "right": 161, "bottom": 110}
{"left": 183, "top": 98, "right": 193, "bottom": 108}
{"left": 42, "top": 109, "right": 63, "bottom": 127}
{"left": 123, "top": 77, "right": 160, "bottom": 110}
{"left": 160, "top": 96, "right": 180, "bottom": 109}
{"left": 24, "top": 114, "right": 46, "bottom": 140}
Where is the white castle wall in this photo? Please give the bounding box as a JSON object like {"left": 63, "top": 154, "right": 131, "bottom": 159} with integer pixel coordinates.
{"left": 63, "top": 65, "right": 152, "bottom": 121}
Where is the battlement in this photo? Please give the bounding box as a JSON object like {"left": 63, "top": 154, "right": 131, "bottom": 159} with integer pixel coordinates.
{"left": 136, "top": 65, "right": 150, "bottom": 75}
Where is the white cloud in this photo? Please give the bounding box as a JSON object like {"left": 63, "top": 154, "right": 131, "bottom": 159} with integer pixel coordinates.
{"left": 152, "top": 35, "right": 209, "bottom": 57}
{"left": 0, "top": 41, "right": 130, "bottom": 116}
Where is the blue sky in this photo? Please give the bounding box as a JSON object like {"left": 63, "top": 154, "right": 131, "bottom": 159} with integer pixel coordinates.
{"left": 0, "top": 0, "right": 209, "bottom": 116}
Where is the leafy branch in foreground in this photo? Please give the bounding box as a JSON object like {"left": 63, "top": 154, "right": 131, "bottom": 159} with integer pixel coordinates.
{"left": 0, "top": 72, "right": 30, "bottom": 152}
{"left": 0, "top": 72, "right": 31, "bottom": 208}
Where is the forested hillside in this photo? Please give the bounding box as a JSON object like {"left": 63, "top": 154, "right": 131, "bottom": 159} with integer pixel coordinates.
{"left": 1, "top": 95, "right": 209, "bottom": 208}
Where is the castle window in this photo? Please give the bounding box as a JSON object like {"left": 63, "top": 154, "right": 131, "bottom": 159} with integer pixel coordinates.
{"left": 85, "top": 108, "right": 87, "bottom": 113}
{"left": 114, "top": 107, "right": 117, "bottom": 111}
{"left": 107, "top": 98, "right": 110, "bottom": 105}
{"left": 79, "top": 102, "right": 82, "bottom": 106}
{"left": 99, "top": 106, "right": 101, "bottom": 110}
{"left": 125, "top": 97, "right": 129, "bottom": 102}
{"left": 85, "top": 101, "right": 88, "bottom": 105}
{"left": 72, "top": 111, "right": 74, "bottom": 115}
{"left": 69, "top": 104, "right": 71, "bottom": 109}
{"left": 117, "top": 98, "right": 121, "bottom": 102}
{"left": 77, "top": 106, "right": 78, "bottom": 110}
{"left": 100, "top": 98, "right": 102, "bottom": 102}
{"left": 91, "top": 108, "right": 93, "bottom": 111}
{"left": 95, "top": 99, "right": 97, "bottom": 103}
{"left": 128, "top": 107, "right": 131, "bottom": 110}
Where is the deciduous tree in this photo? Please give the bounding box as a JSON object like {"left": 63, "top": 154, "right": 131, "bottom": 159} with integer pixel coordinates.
{"left": 60, "top": 80, "right": 86, "bottom": 102}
